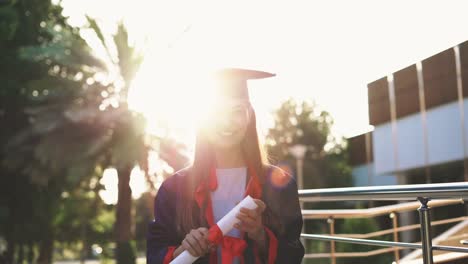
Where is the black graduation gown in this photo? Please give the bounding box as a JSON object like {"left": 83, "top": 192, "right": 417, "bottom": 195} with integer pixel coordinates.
{"left": 146, "top": 166, "right": 305, "bottom": 263}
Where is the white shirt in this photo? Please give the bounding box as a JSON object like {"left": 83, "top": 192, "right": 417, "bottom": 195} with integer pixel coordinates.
{"left": 210, "top": 167, "right": 247, "bottom": 263}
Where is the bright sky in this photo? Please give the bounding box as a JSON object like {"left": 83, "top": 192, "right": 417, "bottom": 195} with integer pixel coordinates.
{"left": 136, "top": 0, "right": 468, "bottom": 139}
{"left": 61, "top": 0, "right": 468, "bottom": 201}
{"left": 63, "top": 0, "right": 468, "bottom": 138}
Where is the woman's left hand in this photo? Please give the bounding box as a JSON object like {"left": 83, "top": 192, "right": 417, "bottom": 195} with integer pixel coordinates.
{"left": 234, "top": 199, "right": 267, "bottom": 242}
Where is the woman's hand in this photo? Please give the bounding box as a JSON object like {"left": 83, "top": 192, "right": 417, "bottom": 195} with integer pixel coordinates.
{"left": 173, "top": 227, "right": 214, "bottom": 258}
{"left": 234, "top": 199, "right": 267, "bottom": 242}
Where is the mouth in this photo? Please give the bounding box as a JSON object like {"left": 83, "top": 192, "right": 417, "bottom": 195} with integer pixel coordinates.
{"left": 219, "top": 129, "right": 237, "bottom": 137}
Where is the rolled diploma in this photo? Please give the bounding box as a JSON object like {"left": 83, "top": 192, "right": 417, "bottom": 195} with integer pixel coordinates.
{"left": 170, "top": 195, "right": 257, "bottom": 264}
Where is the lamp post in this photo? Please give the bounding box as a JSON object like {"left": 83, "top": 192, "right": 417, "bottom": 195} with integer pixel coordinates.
{"left": 290, "top": 144, "right": 307, "bottom": 245}
{"left": 289, "top": 144, "right": 307, "bottom": 192}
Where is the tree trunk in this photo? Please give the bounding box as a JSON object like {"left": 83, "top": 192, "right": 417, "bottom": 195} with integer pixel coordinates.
{"left": 115, "top": 164, "right": 135, "bottom": 264}
{"left": 116, "top": 164, "right": 133, "bottom": 242}
{"left": 37, "top": 237, "right": 53, "bottom": 264}
{"left": 5, "top": 224, "right": 16, "bottom": 264}
{"left": 80, "top": 215, "right": 87, "bottom": 264}
{"left": 18, "top": 243, "right": 24, "bottom": 263}
{"left": 27, "top": 241, "right": 34, "bottom": 264}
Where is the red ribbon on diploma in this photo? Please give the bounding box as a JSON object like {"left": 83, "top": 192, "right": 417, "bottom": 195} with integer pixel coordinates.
{"left": 194, "top": 166, "right": 262, "bottom": 263}
{"left": 208, "top": 225, "right": 247, "bottom": 264}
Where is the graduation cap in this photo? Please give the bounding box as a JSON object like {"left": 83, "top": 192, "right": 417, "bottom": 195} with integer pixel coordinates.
{"left": 213, "top": 68, "right": 276, "bottom": 102}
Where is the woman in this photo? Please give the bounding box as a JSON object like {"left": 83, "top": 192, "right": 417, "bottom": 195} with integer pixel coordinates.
{"left": 147, "top": 68, "right": 304, "bottom": 264}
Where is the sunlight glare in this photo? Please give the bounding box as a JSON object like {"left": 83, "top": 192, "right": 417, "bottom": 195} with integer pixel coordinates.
{"left": 63, "top": 0, "right": 468, "bottom": 140}
{"left": 99, "top": 167, "right": 150, "bottom": 205}
{"left": 129, "top": 166, "right": 149, "bottom": 200}
{"left": 99, "top": 168, "right": 118, "bottom": 205}
{"left": 128, "top": 47, "right": 216, "bottom": 146}
{"left": 146, "top": 150, "right": 177, "bottom": 190}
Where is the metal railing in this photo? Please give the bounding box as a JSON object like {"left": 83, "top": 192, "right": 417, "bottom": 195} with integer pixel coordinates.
{"left": 298, "top": 182, "right": 468, "bottom": 264}
{"left": 302, "top": 199, "right": 466, "bottom": 262}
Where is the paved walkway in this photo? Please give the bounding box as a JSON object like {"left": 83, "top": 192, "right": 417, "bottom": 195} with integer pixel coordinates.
{"left": 54, "top": 257, "right": 145, "bottom": 264}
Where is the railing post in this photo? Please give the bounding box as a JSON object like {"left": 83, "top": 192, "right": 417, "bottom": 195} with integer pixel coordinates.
{"left": 418, "top": 198, "right": 433, "bottom": 264}
{"left": 390, "top": 212, "right": 400, "bottom": 263}
{"left": 328, "top": 217, "right": 336, "bottom": 264}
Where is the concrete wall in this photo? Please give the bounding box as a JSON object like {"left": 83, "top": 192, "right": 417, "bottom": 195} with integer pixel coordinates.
{"left": 352, "top": 163, "right": 398, "bottom": 186}
{"left": 372, "top": 99, "right": 468, "bottom": 175}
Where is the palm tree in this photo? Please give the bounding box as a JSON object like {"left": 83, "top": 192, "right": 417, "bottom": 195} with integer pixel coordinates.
{"left": 4, "top": 18, "right": 147, "bottom": 263}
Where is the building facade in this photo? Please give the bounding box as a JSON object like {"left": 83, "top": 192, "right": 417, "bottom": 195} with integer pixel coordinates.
{"left": 350, "top": 41, "right": 468, "bottom": 187}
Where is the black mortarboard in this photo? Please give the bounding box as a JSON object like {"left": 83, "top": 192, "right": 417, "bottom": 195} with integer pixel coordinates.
{"left": 214, "top": 68, "right": 276, "bottom": 102}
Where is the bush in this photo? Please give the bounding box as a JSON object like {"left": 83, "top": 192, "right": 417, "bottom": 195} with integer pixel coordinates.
{"left": 336, "top": 218, "right": 393, "bottom": 264}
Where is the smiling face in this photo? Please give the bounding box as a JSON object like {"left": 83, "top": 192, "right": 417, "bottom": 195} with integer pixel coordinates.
{"left": 204, "top": 99, "right": 251, "bottom": 150}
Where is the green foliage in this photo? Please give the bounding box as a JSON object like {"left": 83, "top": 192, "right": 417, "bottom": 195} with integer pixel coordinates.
{"left": 3, "top": 17, "right": 118, "bottom": 184}
{"left": 266, "top": 98, "right": 352, "bottom": 189}
{"left": 268, "top": 98, "right": 356, "bottom": 263}
{"left": 114, "top": 23, "right": 144, "bottom": 87}
{"left": 19, "top": 24, "right": 107, "bottom": 70}
{"left": 91, "top": 208, "right": 116, "bottom": 235}
{"left": 0, "top": 1, "right": 63, "bottom": 262}
{"left": 0, "top": 1, "right": 147, "bottom": 263}
{"left": 0, "top": 6, "right": 18, "bottom": 41}
{"left": 336, "top": 218, "right": 393, "bottom": 264}
{"left": 0, "top": 1, "right": 192, "bottom": 263}
{"left": 268, "top": 99, "right": 331, "bottom": 157}
{"left": 3, "top": 11, "right": 147, "bottom": 185}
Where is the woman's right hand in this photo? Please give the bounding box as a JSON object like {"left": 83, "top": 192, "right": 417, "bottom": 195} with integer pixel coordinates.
{"left": 173, "top": 227, "right": 213, "bottom": 258}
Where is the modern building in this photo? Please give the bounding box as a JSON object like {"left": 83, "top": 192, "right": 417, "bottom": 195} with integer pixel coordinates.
{"left": 350, "top": 41, "right": 468, "bottom": 187}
